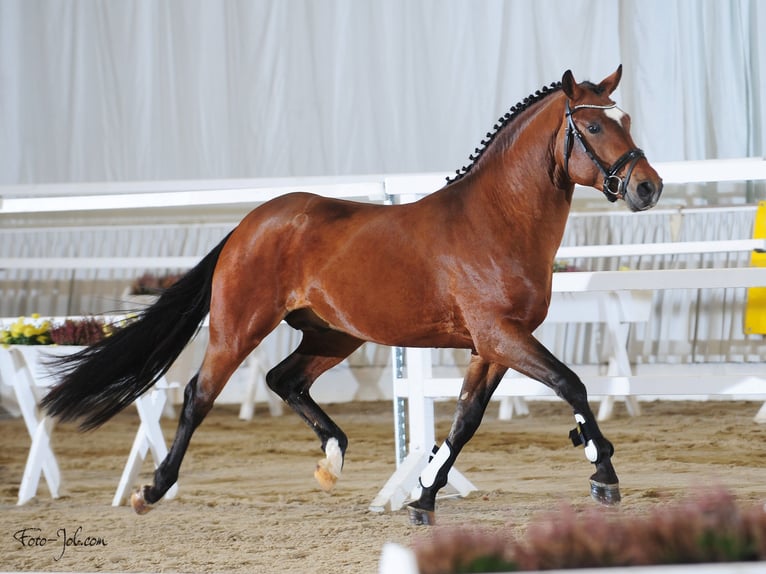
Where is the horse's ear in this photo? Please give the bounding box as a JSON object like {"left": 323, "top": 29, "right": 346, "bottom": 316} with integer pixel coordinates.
{"left": 598, "top": 64, "right": 623, "bottom": 95}
{"left": 561, "top": 69, "right": 577, "bottom": 99}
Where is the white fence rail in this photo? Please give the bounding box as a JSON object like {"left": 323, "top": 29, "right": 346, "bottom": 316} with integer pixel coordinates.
{"left": 2, "top": 157, "right": 764, "bottom": 212}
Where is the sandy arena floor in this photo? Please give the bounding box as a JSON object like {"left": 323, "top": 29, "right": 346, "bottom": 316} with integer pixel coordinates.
{"left": 1, "top": 398, "right": 765, "bottom": 573}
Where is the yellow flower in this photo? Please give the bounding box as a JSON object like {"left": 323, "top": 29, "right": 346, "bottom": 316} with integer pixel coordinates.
{"left": 10, "top": 319, "right": 24, "bottom": 337}
{"left": 1, "top": 314, "right": 52, "bottom": 345}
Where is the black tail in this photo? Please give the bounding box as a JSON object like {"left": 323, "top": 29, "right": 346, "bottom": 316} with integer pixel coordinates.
{"left": 40, "top": 232, "right": 233, "bottom": 430}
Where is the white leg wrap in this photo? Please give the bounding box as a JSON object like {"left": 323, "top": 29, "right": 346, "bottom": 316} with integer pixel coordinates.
{"left": 575, "top": 413, "right": 599, "bottom": 463}
{"left": 419, "top": 442, "right": 452, "bottom": 489}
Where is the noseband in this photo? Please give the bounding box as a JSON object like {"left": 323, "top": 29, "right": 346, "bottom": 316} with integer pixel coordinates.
{"left": 563, "top": 100, "right": 645, "bottom": 202}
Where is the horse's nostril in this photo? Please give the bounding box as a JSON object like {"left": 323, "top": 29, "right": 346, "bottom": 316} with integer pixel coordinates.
{"left": 637, "top": 181, "right": 655, "bottom": 199}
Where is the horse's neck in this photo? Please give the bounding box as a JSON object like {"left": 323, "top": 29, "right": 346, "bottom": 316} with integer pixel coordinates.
{"left": 458, "top": 101, "right": 574, "bottom": 260}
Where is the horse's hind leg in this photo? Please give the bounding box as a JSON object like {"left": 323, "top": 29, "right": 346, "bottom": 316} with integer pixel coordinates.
{"left": 265, "top": 330, "right": 363, "bottom": 490}
{"left": 131, "top": 335, "right": 262, "bottom": 514}
{"left": 408, "top": 355, "right": 507, "bottom": 525}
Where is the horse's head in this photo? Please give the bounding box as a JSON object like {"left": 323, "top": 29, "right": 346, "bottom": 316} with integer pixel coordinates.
{"left": 558, "top": 66, "right": 662, "bottom": 212}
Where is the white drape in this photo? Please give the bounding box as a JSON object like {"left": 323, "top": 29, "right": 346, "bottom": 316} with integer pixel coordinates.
{"left": 1, "top": 0, "right": 764, "bottom": 185}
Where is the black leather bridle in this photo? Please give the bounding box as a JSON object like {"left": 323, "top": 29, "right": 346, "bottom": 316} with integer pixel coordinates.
{"left": 563, "top": 100, "right": 645, "bottom": 202}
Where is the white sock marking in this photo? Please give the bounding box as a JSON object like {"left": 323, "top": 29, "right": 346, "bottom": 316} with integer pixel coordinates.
{"left": 324, "top": 437, "right": 343, "bottom": 477}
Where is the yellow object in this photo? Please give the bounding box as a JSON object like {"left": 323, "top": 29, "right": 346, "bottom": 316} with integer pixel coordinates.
{"left": 744, "top": 200, "right": 766, "bottom": 334}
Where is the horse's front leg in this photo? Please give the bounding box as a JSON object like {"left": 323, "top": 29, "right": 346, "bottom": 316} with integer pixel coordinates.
{"left": 488, "top": 326, "right": 620, "bottom": 505}
{"left": 408, "top": 356, "right": 507, "bottom": 525}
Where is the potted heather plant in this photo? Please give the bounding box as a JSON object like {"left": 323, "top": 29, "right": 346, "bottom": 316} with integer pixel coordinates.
{"left": 122, "top": 271, "right": 183, "bottom": 308}
{"left": 553, "top": 260, "right": 578, "bottom": 272}
{"left": 129, "top": 272, "right": 183, "bottom": 296}
{"left": 48, "top": 317, "right": 115, "bottom": 346}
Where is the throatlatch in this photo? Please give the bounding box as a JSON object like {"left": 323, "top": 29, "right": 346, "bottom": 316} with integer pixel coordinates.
{"left": 569, "top": 413, "right": 609, "bottom": 463}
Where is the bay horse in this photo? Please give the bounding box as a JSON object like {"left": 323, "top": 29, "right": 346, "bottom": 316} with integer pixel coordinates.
{"left": 42, "top": 66, "right": 662, "bottom": 525}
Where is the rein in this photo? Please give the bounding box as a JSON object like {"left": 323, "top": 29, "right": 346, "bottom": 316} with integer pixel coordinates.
{"left": 563, "top": 100, "right": 644, "bottom": 202}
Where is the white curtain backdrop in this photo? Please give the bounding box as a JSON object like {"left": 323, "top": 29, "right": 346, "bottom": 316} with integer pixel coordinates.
{"left": 1, "top": 0, "right": 764, "bottom": 185}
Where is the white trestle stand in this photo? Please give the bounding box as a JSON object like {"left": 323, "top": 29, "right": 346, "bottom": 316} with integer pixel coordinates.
{"left": 238, "top": 353, "right": 284, "bottom": 420}
{"left": 4, "top": 347, "right": 62, "bottom": 505}
{"left": 1, "top": 344, "right": 178, "bottom": 506}
{"left": 368, "top": 347, "right": 477, "bottom": 513}
{"left": 498, "top": 290, "right": 651, "bottom": 422}
{"left": 754, "top": 401, "right": 766, "bottom": 423}
{"left": 112, "top": 381, "right": 179, "bottom": 506}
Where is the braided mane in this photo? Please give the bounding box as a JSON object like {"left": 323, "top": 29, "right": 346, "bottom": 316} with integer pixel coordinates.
{"left": 446, "top": 81, "right": 563, "bottom": 184}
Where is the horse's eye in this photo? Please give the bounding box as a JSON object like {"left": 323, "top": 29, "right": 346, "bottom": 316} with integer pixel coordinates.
{"left": 587, "top": 123, "right": 601, "bottom": 134}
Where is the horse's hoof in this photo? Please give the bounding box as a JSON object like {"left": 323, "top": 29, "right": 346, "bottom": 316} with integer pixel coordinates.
{"left": 407, "top": 503, "right": 436, "bottom": 526}
{"left": 314, "top": 460, "right": 338, "bottom": 491}
{"left": 130, "top": 486, "right": 155, "bottom": 515}
{"left": 590, "top": 479, "right": 621, "bottom": 505}
{"left": 314, "top": 438, "right": 343, "bottom": 491}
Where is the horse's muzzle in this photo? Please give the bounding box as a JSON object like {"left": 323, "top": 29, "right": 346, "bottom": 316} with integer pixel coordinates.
{"left": 625, "top": 178, "right": 663, "bottom": 212}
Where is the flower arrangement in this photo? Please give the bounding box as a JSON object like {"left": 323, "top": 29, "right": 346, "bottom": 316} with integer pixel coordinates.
{"left": 0, "top": 314, "right": 51, "bottom": 346}
{"left": 1, "top": 315, "right": 122, "bottom": 347}
{"left": 129, "top": 272, "right": 182, "bottom": 295}
{"left": 49, "top": 317, "right": 116, "bottom": 346}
